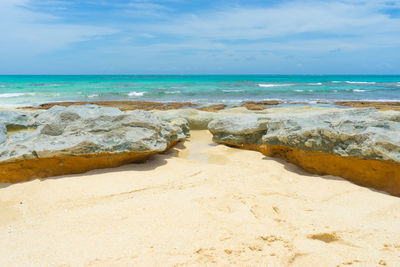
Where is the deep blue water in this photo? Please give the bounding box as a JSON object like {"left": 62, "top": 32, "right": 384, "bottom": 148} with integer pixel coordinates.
{"left": 0, "top": 75, "right": 399, "bottom": 107}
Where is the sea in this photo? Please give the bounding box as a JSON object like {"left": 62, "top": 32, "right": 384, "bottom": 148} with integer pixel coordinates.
{"left": 0, "top": 75, "right": 400, "bottom": 108}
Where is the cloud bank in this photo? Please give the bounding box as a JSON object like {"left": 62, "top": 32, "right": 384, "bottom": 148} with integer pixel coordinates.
{"left": 1, "top": 0, "right": 400, "bottom": 74}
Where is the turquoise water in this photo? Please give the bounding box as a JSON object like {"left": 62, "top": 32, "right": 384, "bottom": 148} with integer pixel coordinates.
{"left": 0, "top": 75, "right": 400, "bottom": 107}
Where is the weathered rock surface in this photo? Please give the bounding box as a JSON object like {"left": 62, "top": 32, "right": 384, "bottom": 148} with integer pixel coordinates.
{"left": 153, "top": 106, "right": 279, "bottom": 130}
{"left": 335, "top": 101, "right": 400, "bottom": 111}
{"left": 0, "top": 124, "right": 6, "bottom": 144}
{"left": 241, "top": 100, "right": 282, "bottom": 110}
{"left": 197, "top": 104, "right": 227, "bottom": 112}
{"left": 0, "top": 105, "right": 189, "bottom": 182}
{"left": 0, "top": 110, "right": 36, "bottom": 131}
{"left": 209, "top": 108, "right": 400, "bottom": 196}
{"left": 21, "top": 100, "right": 400, "bottom": 113}
{"left": 155, "top": 109, "right": 223, "bottom": 130}
{"left": 23, "top": 101, "right": 197, "bottom": 111}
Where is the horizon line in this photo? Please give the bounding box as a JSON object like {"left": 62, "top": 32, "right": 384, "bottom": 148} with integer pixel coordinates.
{"left": 1, "top": 74, "right": 400, "bottom": 76}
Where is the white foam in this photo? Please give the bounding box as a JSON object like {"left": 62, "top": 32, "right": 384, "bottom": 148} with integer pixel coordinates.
{"left": 258, "top": 83, "right": 294, "bottom": 88}
{"left": 294, "top": 90, "right": 304, "bottom": 92}
{"left": 165, "top": 90, "right": 181, "bottom": 94}
{"left": 88, "top": 94, "right": 98, "bottom": 98}
{"left": 331, "top": 81, "right": 342, "bottom": 83}
{"left": 345, "top": 81, "right": 376, "bottom": 85}
{"left": 353, "top": 89, "right": 368, "bottom": 92}
{"left": 0, "top": 92, "right": 35, "bottom": 98}
{"left": 128, "top": 91, "right": 145, "bottom": 97}
{"left": 307, "top": 83, "right": 322, "bottom": 85}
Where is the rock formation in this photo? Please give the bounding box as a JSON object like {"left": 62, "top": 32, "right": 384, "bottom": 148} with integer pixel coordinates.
{"left": 335, "top": 101, "right": 400, "bottom": 111}
{"left": 241, "top": 100, "right": 282, "bottom": 110}
{"left": 156, "top": 109, "right": 223, "bottom": 130}
{"left": 0, "top": 123, "right": 6, "bottom": 144}
{"left": 0, "top": 110, "right": 36, "bottom": 131}
{"left": 208, "top": 108, "right": 400, "bottom": 196}
{"left": 23, "top": 100, "right": 197, "bottom": 111}
{"left": 197, "top": 104, "right": 227, "bottom": 112}
{"left": 0, "top": 105, "right": 189, "bottom": 182}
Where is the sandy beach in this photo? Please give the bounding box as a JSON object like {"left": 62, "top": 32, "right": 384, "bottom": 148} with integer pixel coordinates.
{"left": 1, "top": 130, "right": 399, "bottom": 266}
{"left": 2, "top": 0, "right": 400, "bottom": 265}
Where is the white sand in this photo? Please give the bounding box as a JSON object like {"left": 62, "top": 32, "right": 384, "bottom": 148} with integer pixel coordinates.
{"left": 0, "top": 130, "right": 399, "bottom": 266}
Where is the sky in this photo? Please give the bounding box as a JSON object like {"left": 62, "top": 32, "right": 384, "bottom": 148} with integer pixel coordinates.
{"left": 1, "top": 0, "right": 400, "bottom": 75}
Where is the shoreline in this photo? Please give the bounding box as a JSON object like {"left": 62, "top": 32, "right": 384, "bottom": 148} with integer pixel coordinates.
{"left": 14, "top": 99, "right": 400, "bottom": 111}
{"left": 1, "top": 102, "right": 400, "bottom": 265}
{"left": 1, "top": 130, "right": 399, "bottom": 266}
{"left": 1, "top": 103, "right": 399, "bottom": 195}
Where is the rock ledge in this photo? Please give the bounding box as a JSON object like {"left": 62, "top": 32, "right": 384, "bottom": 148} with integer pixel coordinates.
{"left": 0, "top": 105, "right": 189, "bottom": 182}
{"left": 208, "top": 108, "right": 400, "bottom": 196}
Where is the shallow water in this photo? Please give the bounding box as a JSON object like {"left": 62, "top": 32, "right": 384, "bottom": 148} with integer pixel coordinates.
{"left": 0, "top": 75, "right": 399, "bottom": 107}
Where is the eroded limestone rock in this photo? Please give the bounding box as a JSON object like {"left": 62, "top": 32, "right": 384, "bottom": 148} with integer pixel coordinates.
{"left": 208, "top": 108, "right": 400, "bottom": 196}
{"left": 0, "top": 110, "right": 36, "bottom": 131}
{"left": 0, "top": 124, "right": 6, "bottom": 144}
{"left": 155, "top": 109, "right": 222, "bottom": 130}
{"left": 0, "top": 105, "right": 189, "bottom": 182}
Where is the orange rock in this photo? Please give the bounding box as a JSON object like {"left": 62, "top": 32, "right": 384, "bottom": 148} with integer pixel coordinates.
{"left": 335, "top": 101, "right": 400, "bottom": 111}
{"left": 22, "top": 101, "right": 197, "bottom": 111}
{"left": 241, "top": 100, "right": 282, "bottom": 110}
{"left": 0, "top": 141, "right": 178, "bottom": 183}
{"left": 197, "top": 104, "right": 227, "bottom": 112}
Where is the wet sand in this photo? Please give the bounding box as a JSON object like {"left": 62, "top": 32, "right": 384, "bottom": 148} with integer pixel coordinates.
{"left": 0, "top": 131, "right": 399, "bottom": 266}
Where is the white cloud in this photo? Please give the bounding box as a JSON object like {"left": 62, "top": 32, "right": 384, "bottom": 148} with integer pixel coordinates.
{"left": 1, "top": 0, "right": 399, "bottom": 74}
{"left": 89, "top": 0, "right": 398, "bottom": 74}
{"left": 128, "top": 1, "right": 168, "bottom": 10}
{"left": 144, "top": 1, "right": 400, "bottom": 42}
{"left": 0, "top": 0, "right": 117, "bottom": 57}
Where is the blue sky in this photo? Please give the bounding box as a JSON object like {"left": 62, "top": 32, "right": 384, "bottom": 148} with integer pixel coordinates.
{"left": 1, "top": 0, "right": 400, "bottom": 74}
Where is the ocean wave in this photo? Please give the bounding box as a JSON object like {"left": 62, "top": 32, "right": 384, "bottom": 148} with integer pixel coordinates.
{"left": 165, "top": 90, "right": 181, "bottom": 94}
{"left": 0, "top": 92, "right": 35, "bottom": 98}
{"left": 222, "top": 90, "right": 244, "bottom": 92}
{"left": 345, "top": 81, "right": 376, "bottom": 85}
{"left": 128, "top": 91, "right": 145, "bottom": 97}
{"left": 353, "top": 89, "right": 369, "bottom": 92}
{"left": 31, "top": 83, "right": 65, "bottom": 87}
{"left": 258, "top": 83, "right": 294, "bottom": 88}
{"left": 88, "top": 94, "right": 99, "bottom": 98}
{"left": 307, "top": 83, "right": 322, "bottom": 85}
{"left": 331, "top": 81, "right": 342, "bottom": 83}
{"left": 294, "top": 90, "right": 304, "bottom": 92}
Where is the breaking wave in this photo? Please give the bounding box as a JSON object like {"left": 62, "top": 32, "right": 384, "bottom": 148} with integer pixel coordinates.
{"left": 0, "top": 92, "right": 35, "bottom": 98}
{"left": 128, "top": 91, "right": 145, "bottom": 97}
{"left": 345, "top": 81, "right": 376, "bottom": 85}
{"left": 307, "top": 83, "right": 322, "bottom": 85}
{"left": 258, "top": 83, "right": 295, "bottom": 88}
